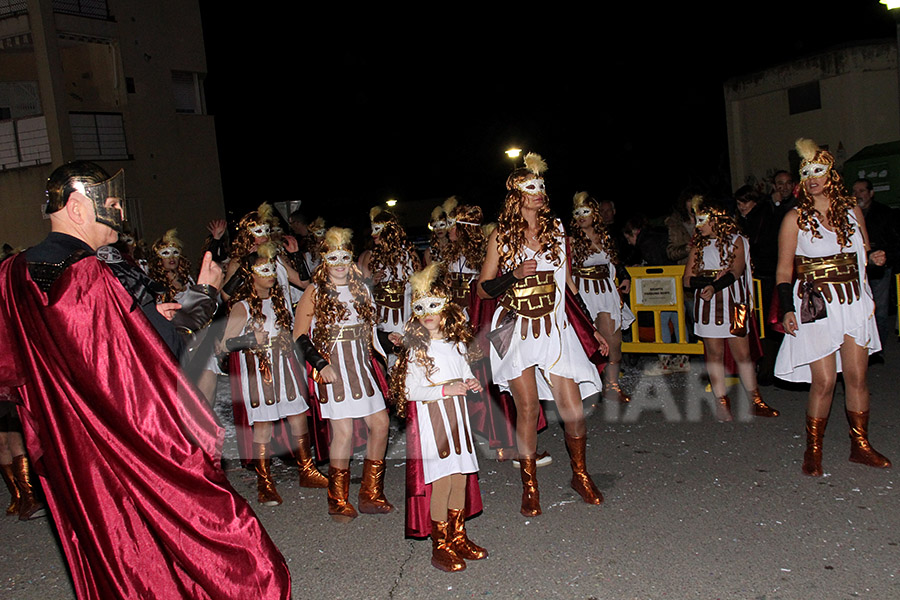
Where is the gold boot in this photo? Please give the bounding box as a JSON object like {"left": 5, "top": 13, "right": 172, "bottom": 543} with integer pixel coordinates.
{"left": 846, "top": 410, "right": 892, "bottom": 469}
{"left": 564, "top": 433, "right": 603, "bottom": 505}
{"left": 431, "top": 520, "right": 466, "bottom": 572}
{"left": 603, "top": 381, "right": 631, "bottom": 404}
{"left": 1, "top": 463, "right": 20, "bottom": 516}
{"left": 715, "top": 395, "right": 733, "bottom": 422}
{"left": 518, "top": 455, "right": 541, "bottom": 517}
{"left": 802, "top": 415, "right": 828, "bottom": 477}
{"left": 358, "top": 458, "right": 394, "bottom": 514}
{"left": 294, "top": 435, "right": 328, "bottom": 488}
{"left": 253, "top": 443, "right": 282, "bottom": 506}
{"left": 447, "top": 508, "right": 487, "bottom": 560}
{"left": 12, "top": 455, "right": 45, "bottom": 520}
{"left": 749, "top": 390, "right": 779, "bottom": 417}
{"left": 327, "top": 466, "right": 358, "bottom": 523}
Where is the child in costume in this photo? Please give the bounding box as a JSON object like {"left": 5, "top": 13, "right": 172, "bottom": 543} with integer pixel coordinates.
{"left": 147, "top": 228, "right": 193, "bottom": 303}
{"left": 683, "top": 196, "right": 779, "bottom": 421}
{"left": 424, "top": 197, "right": 455, "bottom": 266}
{"left": 570, "top": 191, "right": 635, "bottom": 403}
{"left": 391, "top": 262, "right": 487, "bottom": 572}
{"left": 294, "top": 228, "right": 393, "bottom": 522}
{"left": 223, "top": 242, "right": 327, "bottom": 506}
{"left": 775, "top": 138, "right": 891, "bottom": 476}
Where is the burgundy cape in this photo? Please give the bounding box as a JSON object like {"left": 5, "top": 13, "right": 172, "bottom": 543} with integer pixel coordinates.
{"left": 0, "top": 254, "right": 290, "bottom": 600}
{"left": 404, "top": 400, "right": 483, "bottom": 538}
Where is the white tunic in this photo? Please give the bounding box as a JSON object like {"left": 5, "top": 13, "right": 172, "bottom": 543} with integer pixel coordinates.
{"left": 775, "top": 213, "right": 880, "bottom": 383}
{"left": 310, "top": 284, "right": 387, "bottom": 419}
{"left": 573, "top": 248, "right": 635, "bottom": 330}
{"left": 489, "top": 221, "right": 602, "bottom": 401}
{"left": 692, "top": 233, "right": 753, "bottom": 339}
{"left": 233, "top": 298, "right": 308, "bottom": 425}
{"left": 373, "top": 258, "right": 415, "bottom": 335}
{"left": 405, "top": 339, "right": 479, "bottom": 484}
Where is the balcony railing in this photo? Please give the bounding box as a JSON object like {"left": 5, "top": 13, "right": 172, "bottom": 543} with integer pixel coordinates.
{"left": 0, "top": 0, "right": 109, "bottom": 19}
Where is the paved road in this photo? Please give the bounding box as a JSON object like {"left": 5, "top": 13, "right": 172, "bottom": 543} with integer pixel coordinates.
{"left": 2, "top": 343, "right": 898, "bottom": 600}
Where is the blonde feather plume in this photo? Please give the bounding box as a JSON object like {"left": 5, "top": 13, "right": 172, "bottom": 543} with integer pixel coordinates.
{"left": 257, "top": 202, "right": 274, "bottom": 221}
{"left": 573, "top": 191, "right": 589, "bottom": 207}
{"left": 691, "top": 195, "right": 705, "bottom": 216}
{"left": 258, "top": 241, "right": 278, "bottom": 260}
{"left": 524, "top": 152, "right": 548, "bottom": 175}
{"left": 409, "top": 261, "right": 442, "bottom": 298}
{"left": 795, "top": 138, "right": 819, "bottom": 162}
{"left": 482, "top": 222, "right": 497, "bottom": 238}
{"left": 430, "top": 205, "right": 444, "bottom": 221}
{"left": 370, "top": 206, "right": 383, "bottom": 221}
{"left": 442, "top": 196, "right": 458, "bottom": 215}
{"left": 324, "top": 226, "right": 352, "bottom": 250}
{"left": 310, "top": 217, "right": 325, "bottom": 230}
{"left": 161, "top": 228, "right": 181, "bottom": 247}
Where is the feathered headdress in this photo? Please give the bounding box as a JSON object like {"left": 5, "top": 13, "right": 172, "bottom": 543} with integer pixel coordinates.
{"left": 795, "top": 137, "right": 835, "bottom": 180}
{"left": 258, "top": 241, "right": 278, "bottom": 260}
{"left": 524, "top": 152, "right": 548, "bottom": 175}
{"left": 410, "top": 261, "right": 443, "bottom": 300}
{"left": 153, "top": 228, "right": 182, "bottom": 254}
{"left": 573, "top": 191, "right": 589, "bottom": 208}
{"left": 324, "top": 227, "right": 352, "bottom": 251}
{"left": 310, "top": 217, "right": 326, "bottom": 237}
{"left": 258, "top": 202, "right": 274, "bottom": 222}
{"left": 482, "top": 222, "right": 497, "bottom": 238}
{"left": 370, "top": 206, "right": 383, "bottom": 221}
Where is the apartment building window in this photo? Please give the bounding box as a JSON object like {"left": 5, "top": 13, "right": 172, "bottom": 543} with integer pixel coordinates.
{"left": 172, "top": 71, "right": 205, "bottom": 115}
{"left": 0, "top": 116, "right": 51, "bottom": 170}
{"left": 0, "top": 1, "right": 28, "bottom": 18}
{"left": 52, "top": 0, "right": 109, "bottom": 19}
{"left": 70, "top": 112, "right": 128, "bottom": 160}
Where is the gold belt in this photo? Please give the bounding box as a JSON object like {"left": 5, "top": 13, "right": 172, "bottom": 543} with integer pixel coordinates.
{"left": 794, "top": 253, "right": 860, "bottom": 304}
{"left": 328, "top": 323, "right": 367, "bottom": 344}
{"left": 499, "top": 271, "right": 556, "bottom": 319}
{"left": 698, "top": 269, "right": 722, "bottom": 278}
{"left": 449, "top": 272, "right": 474, "bottom": 304}
{"left": 373, "top": 282, "right": 405, "bottom": 308}
{"left": 573, "top": 264, "right": 610, "bottom": 280}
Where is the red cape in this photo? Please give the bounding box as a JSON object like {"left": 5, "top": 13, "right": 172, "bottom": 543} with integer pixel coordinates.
{"left": 0, "top": 254, "right": 290, "bottom": 599}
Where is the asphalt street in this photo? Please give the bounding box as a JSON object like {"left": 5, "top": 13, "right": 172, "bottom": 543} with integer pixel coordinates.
{"left": 2, "top": 342, "right": 898, "bottom": 600}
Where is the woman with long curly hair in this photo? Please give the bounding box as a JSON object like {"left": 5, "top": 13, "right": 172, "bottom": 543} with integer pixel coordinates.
{"left": 775, "top": 138, "right": 891, "bottom": 476}
{"left": 359, "top": 207, "right": 421, "bottom": 343}
{"left": 683, "top": 196, "right": 779, "bottom": 421}
{"left": 570, "top": 191, "right": 635, "bottom": 403}
{"left": 147, "top": 229, "right": 193, "bottom": 303}
{"left": 424, "top": 197, "right": 456, "bottom": 266}
{"left": 390, "top": 262, "right": 485, "bottom": 572}
{"left": 445, "top": 202, "right": 486, "bottom": 311}
{"left": 222, "top": 242, "right": 327, "bottom": 507}
{"left": 294, "top": 228, "right": 393, "bottom": 522}
{"left": 477, "top": 152, "right": 607, "bottom": 517}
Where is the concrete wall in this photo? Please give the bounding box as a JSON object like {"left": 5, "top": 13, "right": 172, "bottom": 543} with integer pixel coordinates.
{"left": 724, "top": 41, "right": 900, "bottom": 189}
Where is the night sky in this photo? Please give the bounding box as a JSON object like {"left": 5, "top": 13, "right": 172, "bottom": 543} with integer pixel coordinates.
{"left": 199, "top": 2, "right": 897, "bottom": 233}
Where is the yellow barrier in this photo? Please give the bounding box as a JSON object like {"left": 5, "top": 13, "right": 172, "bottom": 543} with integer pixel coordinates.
{"left": 621, "top": 265, "right": 763, "bottom": 354}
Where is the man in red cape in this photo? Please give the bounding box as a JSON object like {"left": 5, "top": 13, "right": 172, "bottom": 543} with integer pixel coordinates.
{"left": 0, "top": 162, "right": 290, "bottom": 599}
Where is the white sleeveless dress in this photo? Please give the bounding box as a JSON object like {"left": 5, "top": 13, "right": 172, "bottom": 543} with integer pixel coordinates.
{"left": 692, "top": 233, "right": 753, "bottom": 339}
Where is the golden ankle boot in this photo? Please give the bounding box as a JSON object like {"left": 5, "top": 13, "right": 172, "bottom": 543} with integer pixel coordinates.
{"left": 358, "top": 458, "right": 394, "bottom": 514}
{"left": 749, "top": 390, "right": 779, "bottom": 417}
{"left": 715, "top": 395, "right": 733, "bottom": 422}
{"left": 603, "top": 381, "right": 631, "bottom": 404}
{"left": 12, "top": 455, "right": 45, "bottom": 520}
{"left": 294, "top": 435, "right": 328, "bottom": 488}
{"left": 518, "top": 456, "right": 541, "bottom": 517}
{"left": 846, "top": 410, "right": 892, "bottom": 469}
{"left": 447, "top": 508, "right": 487, "bottom": 560}
{"left": 1, "top": 463, "right": 20, "bottom": 516}
{"left": 430, "top": 520, "right": 466, "bottom": 572}
{"left": 327, "top": 466, "right": 357, "bottom": 523}
{"left": 253, "top": 443, "right": 282, "bottom": 507}
{"left": 802, "top": 415, "right": 827, "bottom": 477}
{"left": 564, "top": 433, "right": 603, "bottom": 505}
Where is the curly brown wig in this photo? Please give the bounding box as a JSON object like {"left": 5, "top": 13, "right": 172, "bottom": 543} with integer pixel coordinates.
{"left": 230, "top": 204, "right": 275, "bottom": 261}
{"left": 370, "top": 211, "right": 421, "bottom": 283}
{"left": 690, "top": 200, "right": 742, "bottom": 276}
{"left": 447, "top": 204, "right": 486, "bottom": 271}
{"left": 148, "top": 230, "right": 192, "bottom": 303}
{"left": 796, "top": 164, "right": 857, "bottom": 248}
{"left": 569, "top": 194, "right": 618, "bottom": 267}
{"left": 496, "top": 167, "right": 562, "bottom": 272}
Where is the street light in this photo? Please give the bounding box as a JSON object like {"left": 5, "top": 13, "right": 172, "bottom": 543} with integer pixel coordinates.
{"left": 386, "top": 199, "right": 397, "bottom": 207}
{"left": 505, "top": 148, "right": 522, "bottom": 159}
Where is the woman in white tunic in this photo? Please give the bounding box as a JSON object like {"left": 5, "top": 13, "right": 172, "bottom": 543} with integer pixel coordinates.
{"left": 775, "top": 138, "right": 891, "bottom": 476}
{"left": 683, "top": 197, "right": 779, "bottom": 421}
{"left": 570, "top": 191, "right": 635, "bottom": 403}
{"left": 392, "top": 262, "right": 486, "bottom": 572}
{"left": 294, "top": 228, "right": 393, "bottom": 522}
{"left": 477, "top": 152, "right": 607, "bottom": 517}
{"left": 223, "top": 243, "right": 327, "bottom": 507}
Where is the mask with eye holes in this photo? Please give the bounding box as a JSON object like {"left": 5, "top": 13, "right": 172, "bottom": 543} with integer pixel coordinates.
{"left": 411, "top": 296, "right": 447, "bottom": 317}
